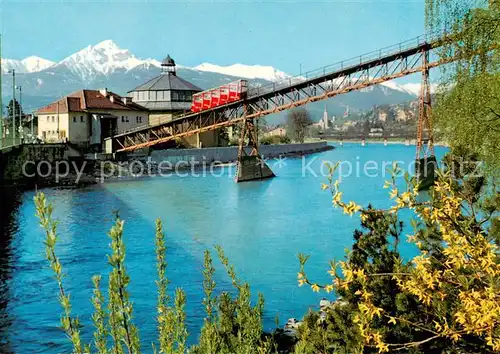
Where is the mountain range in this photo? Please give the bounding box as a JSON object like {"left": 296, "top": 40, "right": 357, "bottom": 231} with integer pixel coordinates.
{"left": 0, "top": 40, "right": 423, "bottom": 122}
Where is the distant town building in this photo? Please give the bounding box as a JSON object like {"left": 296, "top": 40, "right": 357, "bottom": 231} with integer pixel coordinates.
{"left": 369, "top": 127, "right": 384, "bottom": 137}
{"left": 343, "top": 105, "right": 350, "bottom": 118}
{"left": 128, "top": 55, "right": 202, "bottom": 125}
{"left": 313, "top": 106, "right": 332, "bottom": 131}
{"left": 36, "top": 89, "right": 148, "bottom": 149}
{"left": 265, "top": 127, "right": 287, "bottom": 137}
{"left": 340, "top": 120, "right": 355, "bottom": 132}
{"left": 378, "top": 110, "right": 389, "bottom": 123}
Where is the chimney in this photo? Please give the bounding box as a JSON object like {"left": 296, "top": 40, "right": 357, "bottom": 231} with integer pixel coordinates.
{"left": 110, "top": 95, "right": 115, "bottom": 103}
{"left": 99, "top": 88, "right": 108, "bottom": 97}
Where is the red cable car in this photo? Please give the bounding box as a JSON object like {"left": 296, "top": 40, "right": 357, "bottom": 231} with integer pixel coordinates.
{"left": 190, "top": 79, "right": 248, "bottom": 113}
{"left": 202, "top": 91, "right": 212, "bottom": 110}
{"left": 191, "top": 95, "right": 203, "bottom": 112}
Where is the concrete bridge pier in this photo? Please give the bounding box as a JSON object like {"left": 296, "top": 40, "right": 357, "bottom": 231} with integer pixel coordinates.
{"left": 235, "top": 115, "right": 275, "bottom": 182}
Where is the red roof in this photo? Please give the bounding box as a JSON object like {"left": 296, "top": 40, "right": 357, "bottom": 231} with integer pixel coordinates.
{"left": 36, "top": 89, "right": 147, "bottom": 114}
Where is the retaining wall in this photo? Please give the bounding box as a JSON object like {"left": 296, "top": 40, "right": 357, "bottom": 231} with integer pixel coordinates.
{"left": 150, "top": 142, "right": 331, "bottom": 165}
{"left": 0, "top": 144, "right": 84, "bottom": 185}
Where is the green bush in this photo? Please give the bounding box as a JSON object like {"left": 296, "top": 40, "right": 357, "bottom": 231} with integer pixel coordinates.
{"left": 260, "top": 135, "right": 291, "bottom": 145}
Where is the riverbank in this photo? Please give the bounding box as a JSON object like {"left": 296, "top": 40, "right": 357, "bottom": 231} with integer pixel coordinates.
{"left": 322, "top": 138, "right": 448, "bottom": 147}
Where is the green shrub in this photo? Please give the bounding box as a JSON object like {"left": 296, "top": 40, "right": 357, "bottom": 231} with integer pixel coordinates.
{"left": 260, "top": 135, "right": 290, "bottom": 145}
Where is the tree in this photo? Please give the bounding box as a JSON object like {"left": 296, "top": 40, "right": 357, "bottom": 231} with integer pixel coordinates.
{"left": 286, "top": 108, "right": 313, "bottom": 143}
{"left": 297, "top": 161, "right": 500, "bottom": 353}
{"left": 7, "top": 99, "right": 23, "bottom": 119}
{"left": 427, "top": 0, "right": 500, "bottom": 176}
{"left": 363, "top": 119, "right": 370, "bottom": 135}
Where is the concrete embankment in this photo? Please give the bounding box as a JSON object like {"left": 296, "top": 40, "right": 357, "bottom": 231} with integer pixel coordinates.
{"left": 149, "top": 142, "right": 332, "bottom": 165}
{"left": 0, "top": 142, "right": 332, "bottom": 188}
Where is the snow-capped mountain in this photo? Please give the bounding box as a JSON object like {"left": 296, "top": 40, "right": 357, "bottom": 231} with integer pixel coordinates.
{"left": 1, "top": 56, "right": 55, "bottom": 74}
{"left": 194, "top": 63, "right": 290, "bottom": 82}
{"left": 399, "top": 83, "right": 439, "bottom": 96}
{"left": 53, "top": 40, "right": 161, "bottom": 81}
{"left": 22, "top": 56, "right": 56, "bottom": 73}
{"left": 380, "top": 81, "right": 419, "bottom": 96}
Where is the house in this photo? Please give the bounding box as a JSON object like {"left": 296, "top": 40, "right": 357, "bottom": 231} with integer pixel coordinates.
{"left": 369, "top": 127, "right": 384, "bottom": 137}
{"left": 265, "top": 127, "right": 287, "bottom": 137}
{"left": 36, "top": 89, "right": 148, "bottom": 149}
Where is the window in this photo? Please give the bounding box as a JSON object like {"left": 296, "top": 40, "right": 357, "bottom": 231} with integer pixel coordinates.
{"left": 73, "top": 116, "right": 77, "bottom": 123}
{"left": 52, "top": 116, "right": 55, "bottom": 122}
{"left": 47, "top": 117, "right": 50, "bottom": 122}
{"left": 80, "top": 115, "right": 84, "bottom": 123}
{"left": 122, "top": 116, "right": 125, "bottom": 123}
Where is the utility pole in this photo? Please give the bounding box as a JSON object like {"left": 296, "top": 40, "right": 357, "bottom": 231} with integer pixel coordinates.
{"left": 0, "top": 34, "right": 3, "bottom": 149}
{"left": 10, "top": 69, "right": 15, "bottom": 144}
{"left": 18, "top": 85, "right": 22, "bottom": 141}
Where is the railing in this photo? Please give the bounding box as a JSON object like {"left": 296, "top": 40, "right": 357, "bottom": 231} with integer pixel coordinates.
{"left": 247, "top": 30, "right": 447, "bottom": 98}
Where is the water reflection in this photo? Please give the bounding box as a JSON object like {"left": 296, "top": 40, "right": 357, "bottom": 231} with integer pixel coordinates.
{"left": 0, "top": 187, "right": 22, "bottom": 352}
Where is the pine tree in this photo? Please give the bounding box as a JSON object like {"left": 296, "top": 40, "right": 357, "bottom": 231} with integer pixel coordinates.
{"left": 7, "top": 99, "right": 23, "bottom": 119}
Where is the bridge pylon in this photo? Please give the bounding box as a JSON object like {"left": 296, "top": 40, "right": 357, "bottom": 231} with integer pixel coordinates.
{"left": 234, "top": 105, "right": 275, "bottom": 183}
{"left": 415, "top": 50, "right": 436, "bottom": 190}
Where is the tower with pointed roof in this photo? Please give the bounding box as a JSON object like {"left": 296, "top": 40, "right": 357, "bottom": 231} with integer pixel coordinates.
{"left": 162, "top": 55, "right": 176, "bottom": 74}
{"left": 322, "top": 105, "right": 329, "bottom": 130}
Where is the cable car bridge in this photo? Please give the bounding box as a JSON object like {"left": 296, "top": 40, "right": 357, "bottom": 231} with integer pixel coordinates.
{"left": 108, "top": 31, "right": 455, "bottom": 182}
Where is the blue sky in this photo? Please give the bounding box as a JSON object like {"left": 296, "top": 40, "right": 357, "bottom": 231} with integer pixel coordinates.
{"left": 0, "top": 0, "right": 425, "bottom": 77}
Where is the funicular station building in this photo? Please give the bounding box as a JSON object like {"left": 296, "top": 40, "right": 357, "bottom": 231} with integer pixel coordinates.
{"left": 127, "top": 55, "right": 220, "bottom": 148}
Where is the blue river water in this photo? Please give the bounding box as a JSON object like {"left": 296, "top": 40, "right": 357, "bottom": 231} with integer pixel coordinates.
{"left": 0, "top": 143, "right": 447, "bottom": 353}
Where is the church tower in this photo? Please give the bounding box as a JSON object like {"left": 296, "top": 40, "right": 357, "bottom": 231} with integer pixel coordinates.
{"left": 322, "top": 105, "right": 329, "bottom": 129}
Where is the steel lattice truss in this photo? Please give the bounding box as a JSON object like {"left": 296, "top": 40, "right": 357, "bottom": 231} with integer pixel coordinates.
{"left": 111, "top": 34, "right": 452, "bottom": 153}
